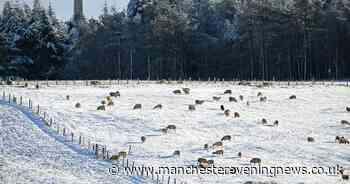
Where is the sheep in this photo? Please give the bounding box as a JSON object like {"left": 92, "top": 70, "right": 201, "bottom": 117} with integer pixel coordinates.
{"left": 90, "top": 81, "right": 101, "bottom": 85}
{"left": 118, "top": 151, "right": 127, "bottom": 158}
{"left": 110, "top": 155, "right": 119, "bottom": 160}
{"left": 195, "top": 100, "right": 205, "bottom": 105}
{"left": 221, "top": 135, "right": 231, "bottom": 141}
{"left": 173, "top": 150, "right": 181, "bottom": 156}
{"left": 212, "top": 141, "right": 223, "bottom": 149}
{"left": 204, "top": 144, "right": 209, "bottom": 149}
{"left": 273, "top": 120, "right": 279, "bottom": 127}
{"left": 336, "top": 136, "right": 350, "bottom": 144}
{"left": 101, "top": 100, "right": 106, "bottom": 105}
{"left": 260, "top": 96, "right": 267, "bottom": 102}
{"left": 189, "top": 105, "right": 196, "bottom": 111}
{"left": 153, "top": 104, "right": 162, "bottom": 110}
{"left": 224, "top": 109, "right": 231, "bottom": 117}
{"left": 212, "top": 150, "right": 224, "bottom": 156}
{"left": 239, "top": 95, "right": 244, "bottom": 101}
{"left": 229, "top": 97, "right": 237, "bottom": 102}
{"left": 257, "top": 92, "right": 263, "bottom": 97}
{"left": 220, "top": 105, "right": 225, "bottom": 111}
{"left": 347, "top": 107, "right": 350, "bottom": 112}
{"left": 35, "top": 84, "right": 40, "bottom": 89}
{"left": 224, "top": 90, "right": 232, "bottom": 94}
{"left": 238, "top": 152, "right": 242, "bottom": 158}
{"left": 234, "top": 112, "right": 240, "bottom": 118}
{"left": 75, "top": 103, "right": 81, "bottom": 108}
{"left": 261, "top": 118, "right": 268, "bottom": 124}
{"left": 307, "top": 137, "right": 315, "bottom": 142}
{"left": 198, "top": 158, "right": 209, "bottom": 168}
{"left": 250, "top": 158, "right": 261, "bottom": 165}
{"left": 340, "top": 168, "right": 349, "bottom": 181}
{"left": 213, "top": 96, "right": 221, "bottom": 101}
{"left": 133, "top": 104, "right": 142, "bottom": 110}
{"left": 106, "top": 96, "right": 112, "bottom": 102}
{"left": 341, "top": 120, "right": 350, "bottom": 125}
{"left": 66, "top": 95, "right": 70, "bottom": 100}
{"left": 97, "top": 105, "right": 105, "bottom": 111}
{"left": 289, "top": 95, "right": 297, "bottom": 100}
{"left": 173, "top": 90, "right": 182, "bottom": 95}
{"left": 182, "top": 88, "right": 190, "bottom": 94}
{"left": 141, "top": 136, "right": 146, "bottom": 143}
{"left": 107, "top": 101, "right": 114, "bottom": 106}
{"left": 167, "top": 125, "right": 176, "bottom": 130}
{"left": 160, "top": 128, "right": 168, "bottom": 134}
{"left": 110, "top": 91, "right": 121, "bottom": 97}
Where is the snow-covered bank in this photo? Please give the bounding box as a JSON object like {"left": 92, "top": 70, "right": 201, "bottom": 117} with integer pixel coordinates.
{"left": 1, "top": 81, "right": 350, "bottom": 183}
{"left": 0, "top": 103, "right": 152, "bottom": 184}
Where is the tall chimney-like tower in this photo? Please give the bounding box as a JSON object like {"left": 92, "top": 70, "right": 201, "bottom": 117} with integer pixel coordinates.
{"left": 73, "top": 0, "right": 83, "bottom": 22}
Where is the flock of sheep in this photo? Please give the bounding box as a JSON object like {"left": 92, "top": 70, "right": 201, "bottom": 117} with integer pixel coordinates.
{"left": 65, "top": 84, "right": 350, "bottom": 181}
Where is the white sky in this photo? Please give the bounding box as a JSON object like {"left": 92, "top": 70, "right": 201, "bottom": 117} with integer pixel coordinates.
{"left": 0, "top": 0, "right": 129, "bottom": 20}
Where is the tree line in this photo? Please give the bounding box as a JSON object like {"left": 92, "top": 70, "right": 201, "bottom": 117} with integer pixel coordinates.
{"left": 0, "top": 0, "right": 350, "bottom": 80}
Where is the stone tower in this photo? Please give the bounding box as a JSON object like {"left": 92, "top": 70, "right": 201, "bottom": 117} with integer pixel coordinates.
{"left": 73, "top": 0, "right": 84, "bottom": 22}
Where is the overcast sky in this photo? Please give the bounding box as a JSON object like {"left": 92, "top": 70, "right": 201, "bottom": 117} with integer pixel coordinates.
{"left": 0, "top": 0, "right": 129, "bottom": 20}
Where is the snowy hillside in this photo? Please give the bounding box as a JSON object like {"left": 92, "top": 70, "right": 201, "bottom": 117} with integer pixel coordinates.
{"left": 1, "top": 81, "right": 349, "bottom": 183}
{"left": 0, "top": 101, "right": 153, "bottom": 184}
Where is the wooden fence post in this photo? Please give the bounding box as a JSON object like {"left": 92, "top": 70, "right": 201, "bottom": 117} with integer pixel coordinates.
{"left": 71, "top": 133, "right": 74, "bottom": 142}
{"left": 2, "top": 91, "right": 5, "bottom": 101}
{"left": 8, "top": 94, "right": 11, "bottom": 104}
{"left": 167, "top": 176, "right": 170, "bottom": 184}
{"left": 79, "top": 135, "right": 82, "bottom": 145}
{"left": 95, "top": 144, "right": 99, "bottom": 158}
{"left": 20, "top": 96, "right": 22, "bottom": 105}
{"left": 50, "top": 118, "right": 53, "bottom": 127}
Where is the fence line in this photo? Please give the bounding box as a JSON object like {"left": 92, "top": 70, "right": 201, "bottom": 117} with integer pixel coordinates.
{"left": 0, "top": 91, "right": 187, "bottom": 184}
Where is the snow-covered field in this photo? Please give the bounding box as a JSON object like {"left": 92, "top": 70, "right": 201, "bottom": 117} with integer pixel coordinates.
{"left": 1, "top": 81, "right": 350, "bottom": 184}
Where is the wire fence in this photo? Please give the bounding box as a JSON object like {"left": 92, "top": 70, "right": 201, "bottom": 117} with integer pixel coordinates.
{"left": 0, "top": 91, "right": 188, "bottom": 184}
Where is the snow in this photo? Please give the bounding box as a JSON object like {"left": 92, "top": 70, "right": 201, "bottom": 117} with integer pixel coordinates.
{"left": 1, "top": 81, "right": 350, "bottom": 183}
{"left": 0, "top": 100, "right": 153, "bottom": 184}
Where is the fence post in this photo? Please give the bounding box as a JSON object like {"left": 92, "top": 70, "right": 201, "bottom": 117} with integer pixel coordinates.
{"left": 79, "top": 135, "right": 82, "bottom": 145}
{"left": 95, "top": 144, "right": 99, "bottom": 158}
{"left": 50, "top": 118, "right": 53, "bottom": 127}
{"left": 63, "top": 128, "right": 66, "bottom": 137}
{"left": 20, "top": 96, "right": 22, "bottom": 105}
{"left": 167, "top": 176, "right": 170, "bottom": 184}
{"left": 37, "top": 104, "right": 40, "bottom": 114}
{"left": 2, "top": 91, "right": 5, "bottom": 101}
{"left": 8, "top": 94, "right": 11, "bottom": 104}
{"left": 71, "top": 133, "right": 74, "bottom": 142}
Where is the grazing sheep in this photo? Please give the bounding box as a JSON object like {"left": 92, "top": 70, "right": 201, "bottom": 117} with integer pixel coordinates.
{"left": 182, "top": 88, "right": 190, "bottom": 94}
{"left": 101, "top": 100, "right": 106, "bottom": 105}
{"left": 195, "top": 100, "right": 205, "bottom": 105}
{"left": 167, "top": 125, "right": 176, "bottom": 130}
{"left": 66, "top": 95, "right": 70, "bottom": 100}
{"left": 212, "top": 141, "right": 223, "bottom": 148}
{"left": 336, "top": 136, "right": 350, "bottom": 144}
{"left": 250, "top": 158, "right": 261, "bottom": 165}
{"left": 75, "top": 103, "right": 81, "bottom": 108}
{"left": 110, "top": 155, "right": 119, "bottom": 160}
{"left": 261, "top": 118, "right": 268, "bottom": 124}
{"left": 109, "top": 91, "right": 121, "bottom": 97}
{"left": 239, "top": 95, "right": 244, "bottom": 101}
{"left": 173, "top": 90, "right": 182, "bottom": 95}
{"left": 224, "top": 109, "right": 231, "bottom": 117}
{"left": 307, "top": 137, "right": 315, "bottom": 142}
{"left": 90, "top": 81, "right": 101, "bottom": 85}
{"left": 347, "top": 107, "right": 350, "bottom": 112}
{"left": 189, "top": 105, "right": 196, "bottom": 111}
{"left": 160, "top": 128, "right": 168, "bottom": 134}
{"left": 213, "top": 96, "right": 221, "bottom": 101}
{"left": 118, "top": 151, "right": 127, "bottom": 158}
{"left": 224, "top": 90, "right": 232, "bottom": 94}
{"left": 212, "top": 150, "right": 224, "bottom": 156}
{"left": 153, "top": 104, "right": 162, "bottom": 110}
{"left": 220, "top": 105, "right": 225, "bottom": 111}
{"left": 106, "top": 96, "right": 112, "bottom": 102}
{"left": 173, "top": 150, "right": 181, "bottom": 156}
{"left": 97, "top": 105, "right": 105, "bottom": 111}
{"left": 238, "top": 152, "right": 242, "bottom": 158}
{"left": 204, "top": 144, "right": 209, "bottom": 149}
{"left": 342, "top": 174, "right": 349, "bottom": 180}
{"left": 234, "top": 112, "right": 240, "bottom": 118}
{"left": 229, "top": 97, "right": 238, "bottom": 102}
{"left": 107, "top": 101, "right": 114, "bottom": 106}
{"left": 208, "top": 160, "right": 214, "bottom": 166}
{"left": 257, "top": 92, "right": 263, "bottom": 97}
{"left": 341, "top": 120, "right": 350, "bottom": 125}
{"left": 221, "top": 135, "right": 231, "bottom": 141}
{"left": 133, "top": 104, "right": 142, "bottom": 110}
{"left": 289, "top": 95, "right": 297, "bottom": 100}
{"left": 260, "top": 96, "right": 267, "bottom": 102}
{"left": 273, "top": 120, "right": 279, "bottom": 127}
{"left": 198, "top": 158, "right": 209, "bottom": 168}
{"left": 141, "top": 136, "right": 146, "bottom": 143}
